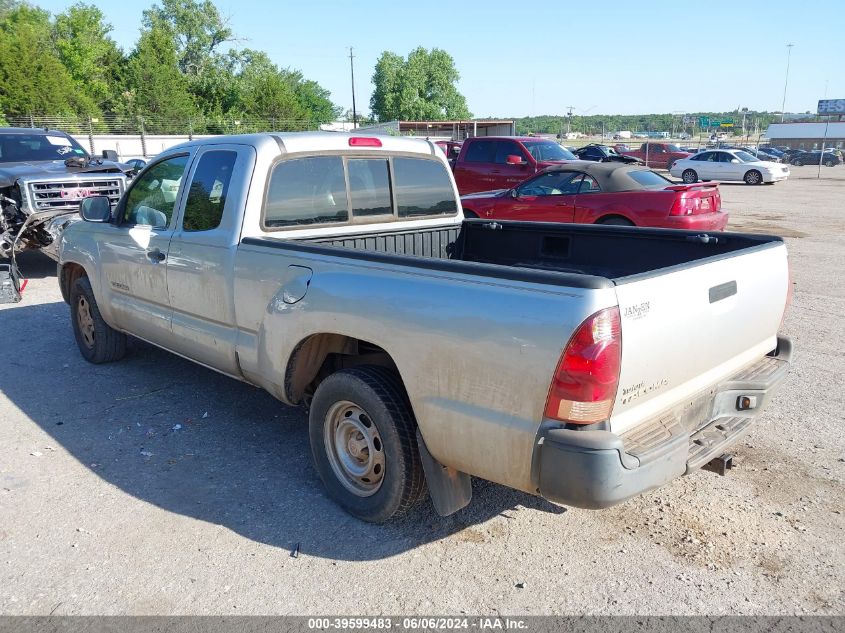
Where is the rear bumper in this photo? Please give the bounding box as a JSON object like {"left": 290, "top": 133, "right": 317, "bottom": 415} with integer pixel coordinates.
{"left": 534, "top": 336, "right": 792, "bottom": 509}
{"left": 662, "top": 212, "right": 729, "bottom": 232}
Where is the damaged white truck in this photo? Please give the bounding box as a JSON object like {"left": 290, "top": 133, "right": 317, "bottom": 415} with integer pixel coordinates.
{"left": 0, "top": 127, "right": 130, "bottom": 301}
{"left": 56, "top": 133, "right": 793, "bottom": 522}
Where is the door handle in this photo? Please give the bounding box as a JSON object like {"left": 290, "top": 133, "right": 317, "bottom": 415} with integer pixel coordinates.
{"left": 146, "top": 248, "right": 166, "bottom": 262}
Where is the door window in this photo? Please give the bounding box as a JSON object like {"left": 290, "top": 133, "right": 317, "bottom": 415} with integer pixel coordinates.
{"left": 464, "top": 140, "right": 496, "bottom": 163}
{"left": 182, "top": 151, "right": 237, "bottom": 231}
{"left": 264, "top": 156, "right": 348, "bottom": 227}
{"left": 122, "top": 155, "right": 190, "bottom": 227}
{"left": 348, "top": 159, "right": 392, "bottom": 217}
{"left": 494, "top": 140, "right": 526, "bottom": 164}
{"left": 717, "top": 152, "right": 735, "bottom": 163}
{"left": 578, "top": 175, "right": 601, "bottom": 193}
{"left": 518, "top": 171, "right": 583, "bottom": 196}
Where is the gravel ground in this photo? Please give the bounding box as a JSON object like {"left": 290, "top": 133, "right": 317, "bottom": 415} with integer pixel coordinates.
{"left": 1, "top": 166, "right": 843, "bottom": 616}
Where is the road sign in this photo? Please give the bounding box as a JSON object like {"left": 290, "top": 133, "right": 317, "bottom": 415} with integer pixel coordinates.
{"left": 698, "top": 116, "right": 709, "bottom": 127}
{"left": 818, "top": 99, "right": 845, "bottom": 115}
{"left": 719, "top": 122, "right": 734, "bottom": 128}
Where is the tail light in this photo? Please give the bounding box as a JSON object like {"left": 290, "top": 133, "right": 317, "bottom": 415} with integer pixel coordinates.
{"left": 349, "top": 137, "right": 382, "bottom": 147}
{"left": 544, "top": 306, "right": 622, "bottom": 425}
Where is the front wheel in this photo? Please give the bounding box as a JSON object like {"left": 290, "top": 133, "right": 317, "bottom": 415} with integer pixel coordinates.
{"left": 824, "top": 160, "right": 836, "bottom": 167}
{"left": 682, "top": 169, "right": 698, "bottom": 184}
{"left": 309, "top": 366, "right": 426, "bottom": 523}
{"left": 793, "top": 159, "right": 804, "bottom": 167}
{"left": 70, "top": 277, "right": 127, "bottom": 364}
{"left": 744, "top": 170, "right": 763, "bottom": 185}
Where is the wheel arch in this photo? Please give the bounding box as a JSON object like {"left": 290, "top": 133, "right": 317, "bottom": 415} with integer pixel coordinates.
{"left": 284, "top": 333, "right": 402, "bottom": 406}
{"left": 595, "top": 213, "right": 636, "bottom": 226}
{"left": 59, "top": 261, "right": 89, "bottom": 304}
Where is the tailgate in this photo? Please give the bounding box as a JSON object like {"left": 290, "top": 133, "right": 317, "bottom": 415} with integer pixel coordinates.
{"left": 609, "top": 241, "right": 788, "bottom": 434}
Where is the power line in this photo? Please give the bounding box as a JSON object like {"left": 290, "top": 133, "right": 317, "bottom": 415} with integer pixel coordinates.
{"left": 349, "top": 47, "right": 357, "bottom": 129}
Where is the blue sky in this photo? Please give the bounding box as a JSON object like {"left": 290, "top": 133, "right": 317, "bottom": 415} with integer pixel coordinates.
{"left": 37, "top": 0, "right": 845, "bottom": 117}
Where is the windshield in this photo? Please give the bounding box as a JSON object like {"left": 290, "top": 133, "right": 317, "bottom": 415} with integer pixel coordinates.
{"left": 665, "top": 144, "right": 682, "bottom": 152}
{"left": 734, "top": 151, "right": 759, "bottom": 163}
{"left": 0, "top": 133, "right": 89, "bottom": 163}
{"left": 523, "top": 141, "right": 576, "bottom": 162}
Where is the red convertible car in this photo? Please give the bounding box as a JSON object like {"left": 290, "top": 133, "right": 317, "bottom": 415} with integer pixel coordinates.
{"left": 460, "top": 161, "right": 727, "bottom": 231}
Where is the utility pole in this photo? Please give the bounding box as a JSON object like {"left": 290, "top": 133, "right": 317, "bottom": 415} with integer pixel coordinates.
{"left": 780, "top": 43, "right": 794, "bottom": 123}
{"left": 349, "top": 47, "right": 357, "bottom": 129}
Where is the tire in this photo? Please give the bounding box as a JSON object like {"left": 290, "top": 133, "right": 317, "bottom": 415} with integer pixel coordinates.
{"left": 463, "top": 209, "right": 479, "bottom": 219}
{"left": 69, "top": 276, "right": 127, "bottom": 364}
{"left": 598, "top": 216, "right": 634, "bottom": 226}
{"left": 309, "top": 366, "right": 426, "bottom": 523}
{"left": 682, "top": 169, "right": 698, "bottom": 184}
{"left": 793, "top": 159, "right": 804, "bottom": 167}
{"left": 824, "top": 160, "right": 836, "bottom": 167}
{"left": 744, "top": 170, "right": 763, "bottom": 185}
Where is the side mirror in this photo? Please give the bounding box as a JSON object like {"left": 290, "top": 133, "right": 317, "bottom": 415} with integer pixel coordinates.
{"left": 510, "top": 189, "right": 520, "bottom": 198}
{"left": 101, "top": 149, "right": 119, "bottom": 161}
{"left": 506, "top": 154, "right": 525, "bottom": 165}
{"left": 731, "top": 158, "right": 740, "bottom": 164}
{"left": 79, "top": 196, "right": 111, "bottom": 222}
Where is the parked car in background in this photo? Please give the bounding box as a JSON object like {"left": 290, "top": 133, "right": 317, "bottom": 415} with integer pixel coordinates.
{"left": 0, "top": 127, "right": 129, "bottom": 260}
{"left": 744, "top": 147, "right": 783, "bottom": 162}
{"left": 434, "top": 140, "right": 462, "bottom": 166}
{"left": 670, "top": 149, "right": 790, "bottom": 185}
{"left": 460, "top": 162, "right": 727, "bottom": 230}
{"left": 452, "top": 136, "right": 576, "bottom": 194}
{"left": 572, "top": 144, "right": 642, "bottom": 164}
{"left": 614, "top": 142, "right": 692, "bottom": 169}
{"left": 122, "top": 158, "right": 148, "bottom": 172}
{"left": 779, "top": 148, "right": 804, "bottom": 162}
{"left": 789, "top": 150, "right": 841, "bottom": 167}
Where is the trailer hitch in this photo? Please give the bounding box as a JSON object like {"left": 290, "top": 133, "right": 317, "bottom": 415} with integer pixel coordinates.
{"left": 703, "top": 453, "right": 734, "bottom": 476}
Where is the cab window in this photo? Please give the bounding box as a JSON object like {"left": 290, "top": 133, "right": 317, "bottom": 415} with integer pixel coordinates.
{"left": 464, "top": 140, "right": 496, "bottom": 163}
{"left": 264, "top": 157, "right": 348, "bottom": 227}
{"left": 494, "top": 141, "right": 526, "bottom": 164}
{"left": 122, "top": 155, "right": 190, "bottom": 228}
{"left": 393, "top": 157, "right": 457, "bottom": 217}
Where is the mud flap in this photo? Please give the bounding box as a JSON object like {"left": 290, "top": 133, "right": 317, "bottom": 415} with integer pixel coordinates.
{"left": 0, "top": 261, "right": 23, "bottom": 303}
{"left": 416, "top": 429, "right": 472, "bottom": 517}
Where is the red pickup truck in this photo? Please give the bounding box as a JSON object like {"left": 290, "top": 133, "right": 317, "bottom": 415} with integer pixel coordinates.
{"left": 459, "top": 161, "right": 727, "bottom": 231}
{"left": 453, "top": 136, "right": 576, "bottom": 194}
{"left": 615, "top": 142, "right": 692, "bottom": 170}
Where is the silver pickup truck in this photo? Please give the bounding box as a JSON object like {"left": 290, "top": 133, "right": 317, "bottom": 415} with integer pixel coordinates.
{"left": 58, "top": 133, "right": 793, "bottom": 523}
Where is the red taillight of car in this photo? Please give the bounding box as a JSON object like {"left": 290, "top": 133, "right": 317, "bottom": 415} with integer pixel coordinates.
{"left": 670, "top": 195, "right": 701, "bottom": 216}
{"left": 349, "top": 137, "right": 382, "bottom": 147}
{"left": 544, "top": 307, "right": 622, "bottom": 425}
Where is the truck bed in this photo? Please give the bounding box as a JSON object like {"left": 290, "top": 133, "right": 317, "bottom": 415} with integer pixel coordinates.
{"left": 301, "top": 220, "right": 782, "bottom": 285}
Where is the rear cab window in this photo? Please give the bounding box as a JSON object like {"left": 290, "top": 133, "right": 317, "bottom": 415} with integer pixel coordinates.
{"left": 262, "top": 153, "right": 457, "bottom": 230}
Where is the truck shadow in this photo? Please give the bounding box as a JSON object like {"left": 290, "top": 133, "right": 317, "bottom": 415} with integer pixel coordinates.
{"left": 10, "top": 250, "right": 58, "bottom": 281}
{"left": 2, "top": 299, "right": 565, "bottom": 561}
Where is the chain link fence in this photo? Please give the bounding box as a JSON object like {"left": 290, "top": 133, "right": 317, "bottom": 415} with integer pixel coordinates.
{"left": 4, "top": 113, "right": 323, "bottom": 136}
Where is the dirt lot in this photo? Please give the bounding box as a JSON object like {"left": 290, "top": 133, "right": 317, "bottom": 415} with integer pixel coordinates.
{"left": 1, "top": 166, "right": 843, "bottom": 616}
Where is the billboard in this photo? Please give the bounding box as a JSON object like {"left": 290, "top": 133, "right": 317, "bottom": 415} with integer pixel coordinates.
{"left": 818, "top": 99, "right": 845, "bottom": 115}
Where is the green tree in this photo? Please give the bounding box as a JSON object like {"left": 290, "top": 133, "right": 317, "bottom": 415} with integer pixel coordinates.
{"left": 0, "top": 4, "right": 93, "bottom": 116}
{"left": 370, "top": 47, "right": 471, "bottom": 122}
{"left": 123, "top": 18, "right": 196, "bottom": 132}
{"left": 142, "top": 0, "right": 232, "bottom": 75}
{"left": 54, "top": 3, "right": 125, "bottom": 112}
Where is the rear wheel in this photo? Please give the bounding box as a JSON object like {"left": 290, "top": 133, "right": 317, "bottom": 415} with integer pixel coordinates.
{"left": 824, "top": 159, "right": 836, "bottom": 167}
{"left": 682, "top": 169, "right": 698, "bottom": 184}
{"left": 463, "top": 209, "right": 479, "bottom": 219}
{"left": 70, "top": 277, "right": 127, "bottom": 364}
{"left": 793, "top": 158, "right": 804, "bottom": 167}
{"left": 598, "top": 216, "right": 634, "bottom": 226}
{"left": 309, "top": 366, "right": 426, "bottom": 523}
{"left": 744, "top": 170, "right": 763, "bottom": 185}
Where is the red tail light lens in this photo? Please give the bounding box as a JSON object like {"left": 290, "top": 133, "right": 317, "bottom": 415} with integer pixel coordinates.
{"left": 670, "top": 195, "right": 700, "bottom": 216}
{"left": 349, "top": 137, "right": 382, "bottom": 147}
{"left": 544, "top": 307, "right": 622, "bottom": 424}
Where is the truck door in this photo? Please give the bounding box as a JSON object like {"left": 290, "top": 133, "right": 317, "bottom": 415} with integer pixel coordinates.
{"left": 491, "top": 140, "right": 533, "bottom": 189}
{"left": 454, "top": 139, "right": 498, "bottom": 194}
{"left": 165, "top": 144, "right": 256, "bottom": 373}
{"left": 97, "top": 153, "right": 192, "bottom": 345}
